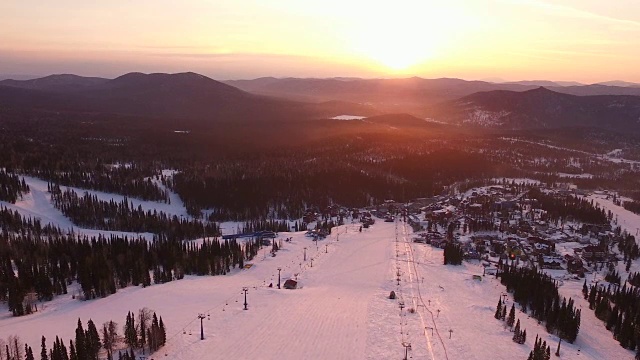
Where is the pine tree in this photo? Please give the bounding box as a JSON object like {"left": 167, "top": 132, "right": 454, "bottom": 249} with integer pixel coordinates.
{"left": 138, "top": 309, "right": 150, "bottom": 352}
{"left": 86, "top": 319, "right": 101, "bottom": 359}
{"left": 59, "top": 338, "right": 69, "bottom": 360}
{"left": 124, "top": 312, "right": 138, "bottom": 349}
{"left": 545, "top": 345, "right": 551, "bottom": 360}
{"left": 494, "top": 298, "right": 502, "bottom": 320}
{"left": 41, "top": 336, "right": 48, "bottom": 360}
{"left": 26, "top": 344, "right": 35, "bottom": 360}
{"left": 159, "top": 316, "right": 166, "bottom": 346}
{"left": 75, "top": 319, "right": 86, "bottom": 360}
{"left": 52, "top": 336, "right": 63, "bottom": 360}
{"left": 69, "top": 340, "right": 77, "bottom": 360}
{"left": 513, "top": 319, "right": 521, "bottom": 343}
{"left": 507, "top": 304, "right": 516, "bottom": 328}
{"left": 102, "top": 320, "right": 118, "bottom": 360}
{"left": 151, "top": 313, "right": 160, "bottom": 352}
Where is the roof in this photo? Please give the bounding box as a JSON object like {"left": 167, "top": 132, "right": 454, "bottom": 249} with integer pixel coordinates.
{"left": 283, "top": 279, "right": 298, "bottom": 289}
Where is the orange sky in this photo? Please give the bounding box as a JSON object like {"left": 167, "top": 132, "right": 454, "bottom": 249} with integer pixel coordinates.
{"left": 1, "top": 0, "right": 639, "bottom": 82}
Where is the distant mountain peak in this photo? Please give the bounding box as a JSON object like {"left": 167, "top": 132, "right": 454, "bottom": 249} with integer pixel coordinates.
{"left": 530, "top": 86, "right": 552, "bottom": 92}
{"left": 0, "top": 73, "right": 109, "bottom": 92}
{"left": 595, "top": 80, "right": 640, "bottom": 88}
{"left": 432, "top": 86, "right": 640, "bottom": 132}
{"left": 523, "top": 86, "right": 564, "bottom": 97}
{"left": 110, "top": 72, "right": 235, "bottom": 92}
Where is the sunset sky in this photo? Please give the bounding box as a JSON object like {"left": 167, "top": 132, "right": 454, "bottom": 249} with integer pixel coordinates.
{"left": 1, "top": 0, "right": 639, "bottom": 82}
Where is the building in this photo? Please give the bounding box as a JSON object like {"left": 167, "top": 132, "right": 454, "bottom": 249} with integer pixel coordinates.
{"left": 283, "top": 279, "right": 298, "bottom": 289}
{"left": 582, "top": 245, "right": 606, "bottom": 261}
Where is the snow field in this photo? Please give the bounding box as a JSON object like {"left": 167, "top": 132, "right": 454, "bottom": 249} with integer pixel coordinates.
{"left": 0, "top": 175, "right": 159, "bottom": 240}
{"left": 1, "top": 222, "right": 405, "bottom": 360}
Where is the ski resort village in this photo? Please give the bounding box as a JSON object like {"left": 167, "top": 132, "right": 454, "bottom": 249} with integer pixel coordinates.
{"left": 1, "top": 174, "right": 640, "bottom": 360}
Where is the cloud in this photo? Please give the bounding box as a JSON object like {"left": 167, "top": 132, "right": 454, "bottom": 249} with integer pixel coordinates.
{"left": 146, "top": 52, "right": 314, "bottom": 61}
{"left": 136, "top": 45, "right": 209, "bottom": 50}
{"left": 504, "top": 0, "right": 640, "bottom": 29}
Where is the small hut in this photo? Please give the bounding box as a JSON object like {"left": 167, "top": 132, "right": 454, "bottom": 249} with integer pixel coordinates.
{"left": 283, "top": 279, "right": 298, "bottom": 289}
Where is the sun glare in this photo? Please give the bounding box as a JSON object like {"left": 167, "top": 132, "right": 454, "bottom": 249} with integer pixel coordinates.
{"left": 359, "top": 32, "right": 437, "bottom": 71}
{"left": 346, "top": 4, "right": 455, "bottom": 73}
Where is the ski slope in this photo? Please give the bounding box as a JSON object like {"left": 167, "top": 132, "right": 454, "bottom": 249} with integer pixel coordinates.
{"left": 1, "top": 205, "right": 636, "bottom": 359}
{"left": 587, "top": 193, "right": 640, "bottom": 237}
{"left": 0, "top": 222, "right": 403, "bottom": 359}
{"left": 0, "top": 175, "right": 195, "bottom": 240}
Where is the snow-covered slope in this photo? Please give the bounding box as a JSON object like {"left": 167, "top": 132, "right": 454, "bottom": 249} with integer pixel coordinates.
{"left": 0, "top": 223, "right": 399, "bottom": 359}
{"left": 0, "top": 175, "right": 192, "bottom": 240}
{"left": 2, "top": 217, "right": 634, "bottom": 359}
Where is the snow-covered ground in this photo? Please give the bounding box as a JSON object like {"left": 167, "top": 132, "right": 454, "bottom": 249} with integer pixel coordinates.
{"left": 0, "top": 175, "right": 163, "bottom": 240}
{"left": 0, "top": 222, "right": 400, "bottom": 360}
{"left": 2, "top": 173, "right": 639, "bottom": 359}
{"left": 0, "top": 175, "right": 299, "bottom": 238}
{"left": 585, "top": 193, "right": 640, "bottom": 236}
{"left": 2, "top": 218, "right": 635, "bottom": 359}
{"left": 331, "top": 115, "right": 366, "bottom": 120}
{"left": 463, "top": 109, "right": 509, "bottom": 127}
{"left": 501, "top": 137, "right": 640, "bottom": 166}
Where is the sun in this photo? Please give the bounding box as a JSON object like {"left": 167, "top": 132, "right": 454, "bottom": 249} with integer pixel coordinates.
{"left": 365, "top": 38, "right": 435, "bottom": 71}
{"left": 341, "top": 2, "right": 467, "bottom": 73}
{"left": 350, "top": 19, "right": 440, "bottom": 72}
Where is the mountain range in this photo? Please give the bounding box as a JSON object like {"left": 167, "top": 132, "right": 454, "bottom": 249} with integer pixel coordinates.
{"left": 225, "top": 77, "right": 640, "bottom": 108}
{"left": 0, "top": 72, "right": 375, "bottom": 124}
{"left": 2, "top": 72, "right": 640, "bottom": 133}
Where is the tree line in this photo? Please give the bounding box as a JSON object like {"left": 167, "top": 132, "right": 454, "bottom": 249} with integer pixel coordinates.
{"left": 499, "top": 266, "right": 580, "bottom": 343}
{"left": 583, "top": 280, "right": 640, "bottom": 355}
{"left": 167, "top": 149, "right": 493, "bottom": 220}
{"left": 50, "top": 184, "right": 220, "bottom": 239}
{"left": 1, "top": 309, "right": 167, "bottom": 360}
{"left": 617, "top": 231, "right": 640, "bottom": 263}
{"left": 527, "top": 188, "right": 608, "bottom": 225}
{"left": 493, "top": 298, "right": 527, "bottom": 345}
{"left": 628, "top": 272, "right": 640, "bottom": 287}
{"left": 29, "top": 166, "right": 168, "bottom": 203}
{"left": 623, "top": 200, "right": 640, "bottom": 216}
{"left": 1, "top": 230, "right": 261, "bottom": 316}
{"left": 0, "top": 206, "right": 64, "bottom": 236}
{"left": 236, "top": 219, "right": 292, "bottom": 234}
{"left": 0, "top": 170, "right": 29, "bottom": 203}
{"left": 526, "top": 335, "right": 552, "bottom": 360}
